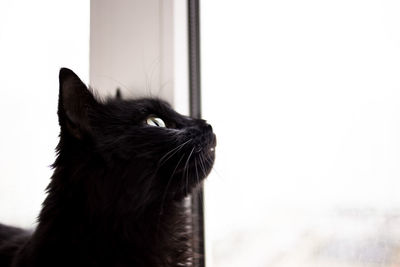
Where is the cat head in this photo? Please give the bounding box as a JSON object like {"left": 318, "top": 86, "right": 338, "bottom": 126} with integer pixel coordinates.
{"left": 55, "top": 68, "right": 216, "bottom": 212}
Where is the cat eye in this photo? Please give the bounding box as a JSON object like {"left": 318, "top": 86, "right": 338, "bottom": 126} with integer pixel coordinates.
{"left": 146, "top": 116, "right": 166, "bottom": 128}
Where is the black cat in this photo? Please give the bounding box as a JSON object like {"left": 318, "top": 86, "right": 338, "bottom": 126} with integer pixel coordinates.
{"left": 0, "top": 68, "right": 216, "bottom": 267}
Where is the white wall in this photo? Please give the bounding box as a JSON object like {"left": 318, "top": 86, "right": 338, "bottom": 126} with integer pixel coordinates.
{"left": 0, "top": 0, "right": 89, "bottom": 227}
{"left": 90, "top": 0, "right": 188, "bottom": 115}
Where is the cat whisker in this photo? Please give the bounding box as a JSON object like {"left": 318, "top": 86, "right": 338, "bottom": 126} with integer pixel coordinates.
{"left": 194, "top": 158, "right": 200, "bottom": 186}
{"left": 183, "top": 147, "right": 195, "bottom": 196}
{"left": 157, "top": 139, "right": 192, "bottom": 167}
{"left": 159, "top": 153, "right": 187, "bottom": 217}
{"left": 198, "top": 153, "right": 207, "bottom": 178}
{"left": 202, "top": 153, "right": 224, "bottom": 182}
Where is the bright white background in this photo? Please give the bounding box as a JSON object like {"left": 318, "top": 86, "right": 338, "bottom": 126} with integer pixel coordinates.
{"left": 0, "top": 0, "right": 89, "bottom": 227}
{"left": 201, "top": 1, "right": 400, "bottom": 266}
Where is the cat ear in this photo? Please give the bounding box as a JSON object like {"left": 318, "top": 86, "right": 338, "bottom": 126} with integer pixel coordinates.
{"left": 115, "top": 88, "right": 122, "bottom": 100}
{"left": 58, "top": 68, "right": 97, "bottom": 139}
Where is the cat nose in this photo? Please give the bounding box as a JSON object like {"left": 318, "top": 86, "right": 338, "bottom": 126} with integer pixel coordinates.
{"left": 202, "top": 123, "right": 213, "bottom": 133}
{"left": 211, "top": 131, "right": 217, "bottom": 147}
{"left": 202, "top": 124, "right": 216, "bottom": 147}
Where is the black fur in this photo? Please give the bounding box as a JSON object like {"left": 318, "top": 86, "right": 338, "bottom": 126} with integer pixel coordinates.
{"left": 0, "top": 68, "right": 216, "bottom": 267}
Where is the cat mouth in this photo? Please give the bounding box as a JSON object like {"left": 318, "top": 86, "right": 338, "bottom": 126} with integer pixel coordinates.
{"left": 174, "top": 149, "right": 214, "bottom": 175}
{"left": 194, "top": 132, "right": 217, "bottom": 153}
{"left": 194, "top": 145, "right": 216, "bottom": 156}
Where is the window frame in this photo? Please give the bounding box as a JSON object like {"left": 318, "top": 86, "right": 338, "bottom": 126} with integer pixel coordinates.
{"left": 187, "top": 1, "right": 205, "bottom": 266}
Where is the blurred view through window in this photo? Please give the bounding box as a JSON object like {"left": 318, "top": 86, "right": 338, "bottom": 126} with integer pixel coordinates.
{"left": 202, "top": 1, "right": 400, "bottom": 266}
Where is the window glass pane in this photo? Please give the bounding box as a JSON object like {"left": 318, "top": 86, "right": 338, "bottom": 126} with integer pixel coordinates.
{"left": 202, "top": 1, "right": 400, "bottom": 266}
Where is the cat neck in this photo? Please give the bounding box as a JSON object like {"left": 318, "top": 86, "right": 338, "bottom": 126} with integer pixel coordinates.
{"left": 30, "top": 155, "right": 191, "bottom": 266}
